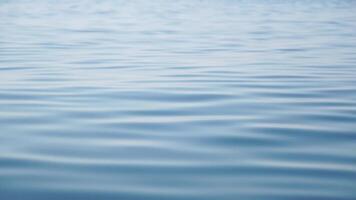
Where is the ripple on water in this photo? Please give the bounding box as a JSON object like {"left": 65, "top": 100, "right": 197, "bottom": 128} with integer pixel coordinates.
{"left": 1, "top": 0, "right": 356, "bottom": 200}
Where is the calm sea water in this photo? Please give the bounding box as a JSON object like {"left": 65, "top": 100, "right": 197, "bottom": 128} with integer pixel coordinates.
{"left": 1, "top": 0, "right": 356, "bottom": 199}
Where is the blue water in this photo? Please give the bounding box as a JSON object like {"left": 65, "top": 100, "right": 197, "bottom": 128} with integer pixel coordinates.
{"left": 1, "top": 0, "right": 356, "bottom": 199}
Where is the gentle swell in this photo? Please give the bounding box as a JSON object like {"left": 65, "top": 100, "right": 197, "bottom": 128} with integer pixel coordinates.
{"left": 1, "top": 0, "right": 356, "bottom": 200}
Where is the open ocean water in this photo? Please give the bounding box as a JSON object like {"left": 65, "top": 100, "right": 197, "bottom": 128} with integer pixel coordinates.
{"left": 1, "top": 0, "right": 356, "bottom": 199}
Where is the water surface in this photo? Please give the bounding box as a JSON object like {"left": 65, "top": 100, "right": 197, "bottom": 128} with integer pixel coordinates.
{"left": 1, "top": 0, "right": 356, "bottom": 199}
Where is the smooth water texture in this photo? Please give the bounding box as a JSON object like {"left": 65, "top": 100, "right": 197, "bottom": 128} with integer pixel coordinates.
{"left": 1, "top": 0, "right": 356, "bottom": 199}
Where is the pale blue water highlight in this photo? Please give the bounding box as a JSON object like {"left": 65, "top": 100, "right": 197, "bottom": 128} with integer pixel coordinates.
{"left": 1, "top": 0, "right": 356, "bottom": 199}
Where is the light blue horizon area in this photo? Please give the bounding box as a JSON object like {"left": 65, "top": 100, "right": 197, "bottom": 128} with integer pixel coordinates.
{"left": 1, "top": 0, "right": 356, "bottom": 200}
